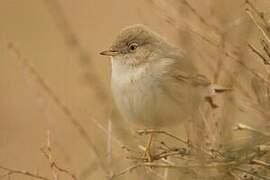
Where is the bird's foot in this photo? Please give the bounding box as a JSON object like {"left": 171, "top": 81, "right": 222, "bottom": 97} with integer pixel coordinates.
{"left": 142, "top": 133, "right": 154, "bottom": 162}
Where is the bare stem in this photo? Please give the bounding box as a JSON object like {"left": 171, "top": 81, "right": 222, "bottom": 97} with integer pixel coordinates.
{"left": 248, "top": 43, "right": 270, "bottom": 65}
{"left": 0, "top": 166, "right": 51, "bottom": 180}
{"left": 234, "top": 123, "right": 270, "bottom": 137}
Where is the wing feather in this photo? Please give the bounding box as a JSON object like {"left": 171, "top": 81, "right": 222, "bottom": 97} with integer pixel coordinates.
{"left": 159, "top": 56, "right": 210, "bottom": 110}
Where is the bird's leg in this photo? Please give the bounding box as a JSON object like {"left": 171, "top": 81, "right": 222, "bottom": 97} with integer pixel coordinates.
{"left": 143, "top": 133, "right": 154, "bottom": 162}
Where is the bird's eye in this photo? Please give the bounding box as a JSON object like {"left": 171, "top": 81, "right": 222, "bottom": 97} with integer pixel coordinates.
{"left": 128, "top": 43, "right": 138, "bottom": 52}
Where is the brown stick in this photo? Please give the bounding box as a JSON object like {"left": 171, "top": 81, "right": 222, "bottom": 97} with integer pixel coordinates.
{"left": 0, "top": 166, "right": 51, "bottom": 180}
{"left": 248, "top": 43, "right": 270, "bottom": 65}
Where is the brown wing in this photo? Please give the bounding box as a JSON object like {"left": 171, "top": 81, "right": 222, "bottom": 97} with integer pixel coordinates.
{"left": 160, "top": 56, "right": 210, "bottom": 110}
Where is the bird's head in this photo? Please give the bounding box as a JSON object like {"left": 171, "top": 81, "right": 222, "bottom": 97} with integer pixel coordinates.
{"left": 100, "top": 24, "right": 169, "bottom": 66}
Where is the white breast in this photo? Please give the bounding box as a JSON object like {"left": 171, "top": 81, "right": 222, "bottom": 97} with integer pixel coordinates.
{"left": 111, "top": 59, "right": 153, "bottom": 121}
{"left": 111, "top": 58, "right": 186, "bottom": 128}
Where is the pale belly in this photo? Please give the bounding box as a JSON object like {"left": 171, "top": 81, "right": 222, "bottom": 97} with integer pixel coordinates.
{"left": 112, "top": 79, "right": 190, "bottom": 128}
{"left": 110, "top": 58, "right": 196, "bottom": 128}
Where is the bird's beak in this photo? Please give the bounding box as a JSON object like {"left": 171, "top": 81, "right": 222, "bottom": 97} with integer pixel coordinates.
{"left": 99, "top": 50, "right": 119, "bottom": 56}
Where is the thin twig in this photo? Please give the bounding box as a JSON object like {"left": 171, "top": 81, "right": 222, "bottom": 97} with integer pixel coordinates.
{"left": 248, "top": 43, "right": 270, "bottom": 65}
{"left": 262, "top": 40, "right": 270, "bottom": 58}
{"left": 225, "top": 51, "right": 270, "bottom": 86}
{"left": 107, "top": 118, "right": 113, "bottom": 178}
{"left": 233, "top": 167, "right": 270, "bottom": 180}
{"left": 143, "top": 161, "right": 237, "bottom": 169}
{"left": 234, "top": 123, "right": 270, "bottom": 137}
{"left": 107, "top": 118, "right": 113, "bottom": 164}
{"left": 41, "top": 131, "right": 77, "bottom": 180}
{"left": 0, "top": 166, "right": 51, "bottom": 180}
{"left": 84, "top": 112, "right": 124, "bottom": 148}
{"left": 246, "top": 9, "right": 270, "bottom": 44}
{"left": 112, "top": 159, "right": 238, "bottom": 179}
{"left": 251, "top": 159, "right": 270, "bottom": 169}
{"left": 246, "top": 0, "right": 269, "bottom": 27}
{"left": 136, "top": 130, "right": 188, "bottom": 144}
{"left": 181, "top": 0, "right": 220, "bottom": 33}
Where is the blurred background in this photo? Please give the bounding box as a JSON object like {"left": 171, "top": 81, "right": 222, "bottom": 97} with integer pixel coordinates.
{"left": 1, "top": 0, "right": 270, "bottom": 179}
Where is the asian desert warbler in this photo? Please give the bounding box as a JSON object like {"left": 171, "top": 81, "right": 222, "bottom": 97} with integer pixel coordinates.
{"left": 100, "top": 24, "right": 210, "bottom": 129}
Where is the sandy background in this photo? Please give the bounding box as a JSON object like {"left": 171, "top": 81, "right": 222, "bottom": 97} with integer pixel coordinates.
{"left": 1, "top": 0, "right": 270, "bottom": 180}
{"left": 0, "top": 1, "right": 163, "bottom": 179}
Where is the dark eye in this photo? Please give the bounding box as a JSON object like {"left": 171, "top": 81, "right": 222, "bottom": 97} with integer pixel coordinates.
{"left": 128, "top": 42, "right": 138, "bottom": 52}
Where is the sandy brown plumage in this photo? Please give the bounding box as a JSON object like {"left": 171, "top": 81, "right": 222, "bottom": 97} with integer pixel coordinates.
{"left": 101, "top": 24, "right": 211, "bottom": 128}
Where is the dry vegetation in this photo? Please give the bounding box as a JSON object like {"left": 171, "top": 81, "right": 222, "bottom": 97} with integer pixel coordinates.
{"left": 1, "top": 0, "right": 270, "bottom": 180}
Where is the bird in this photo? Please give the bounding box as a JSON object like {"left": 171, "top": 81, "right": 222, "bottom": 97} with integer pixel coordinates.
{"left": 99, "top": 24, "right": 234, "bottom": 165}
{"left": 100, "top": 24, "right": 211, "bottom": 129}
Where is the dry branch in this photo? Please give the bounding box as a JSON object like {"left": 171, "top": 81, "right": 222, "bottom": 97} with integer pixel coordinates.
{"left": 248, "top": 43, "right": 270, "bottom": 65}
{"left": 0, "top": 166, "right": 51, "bottom": 180}
{"left": 41, "top": 131, "right": 77, "bottom": 180}
{"left": 246, "top": 9, "right": 270, "bottom": 44}
{"left": 235, "top": 123, "right": 270, "bottom": 137}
